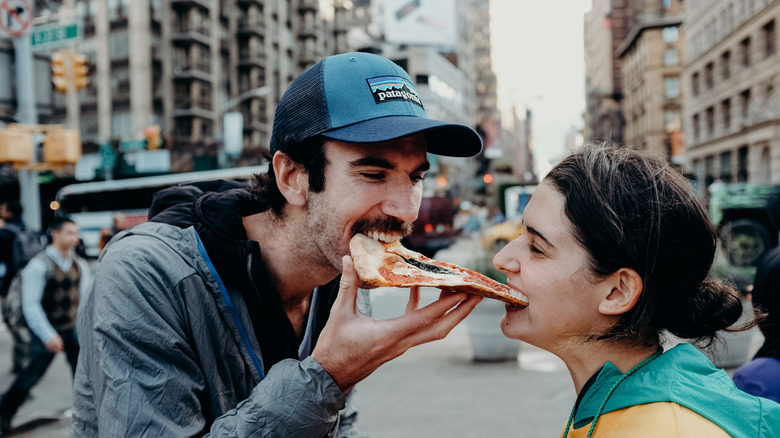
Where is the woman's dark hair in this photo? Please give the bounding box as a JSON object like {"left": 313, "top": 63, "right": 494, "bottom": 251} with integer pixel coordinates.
{"left": 249, "top": 136, "right": 327, "bottom": 217}
{"left": 544, "top": 143, "right": 751, "bottom": 347}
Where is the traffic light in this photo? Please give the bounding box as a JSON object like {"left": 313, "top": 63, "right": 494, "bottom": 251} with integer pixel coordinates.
{"left": 0, "top": 126, "right": 33, "bottom": 164}
{"left": 51, "top": 51, "right": 68, "bottom": 94}
{"left": 43, "top": 128, "right": 82, "bottom": 164}
{"left": 144, "top": 125, "right": 162, "bottom": 150}
{"left": 72, "top": 53, "right": 89, "bottom": 91}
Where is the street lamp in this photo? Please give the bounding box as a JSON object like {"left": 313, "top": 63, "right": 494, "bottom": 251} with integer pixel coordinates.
{"left": 223, "top": 85, "right": 270, "bottom": 114}
{"left": 219, "top": 85, "right": 270, "bottom": 168}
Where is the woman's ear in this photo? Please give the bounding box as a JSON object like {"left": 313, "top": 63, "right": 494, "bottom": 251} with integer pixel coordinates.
{"left": 273, "top": 152, "right": 308, "bottom": 207}
{"left": 599, "top": 268, "right": 643, "bottom": 315}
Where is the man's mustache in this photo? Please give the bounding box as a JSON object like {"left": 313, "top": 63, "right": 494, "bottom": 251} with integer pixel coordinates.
{"left": 352, "top": 217, "right": 413, "bottom": 237}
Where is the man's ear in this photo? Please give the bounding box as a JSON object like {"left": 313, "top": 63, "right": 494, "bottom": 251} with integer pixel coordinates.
{"left": 273, "top": 152, "right": 308, "bottom": 207}
{"left": 599, "top": 268, "right": 643, "bottom": 315}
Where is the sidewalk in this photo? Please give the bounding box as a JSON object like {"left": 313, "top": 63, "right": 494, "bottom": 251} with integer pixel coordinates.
{"left": 0, "top": 324, "right": 73, "bottom": 437}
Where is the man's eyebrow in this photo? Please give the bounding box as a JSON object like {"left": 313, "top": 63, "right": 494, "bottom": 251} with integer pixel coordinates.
{"left": 525, "top": 224, "right": 555, "bottom": 249}
{"left": 349, "top": 157, "right": 431, "bottom": 173}
{"left": 350, "top": 156, "right": 394, "bottom": 169}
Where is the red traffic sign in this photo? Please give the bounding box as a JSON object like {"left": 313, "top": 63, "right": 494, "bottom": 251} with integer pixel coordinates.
{"left": 0, "top": 0, "right": 32, "bottom": 37}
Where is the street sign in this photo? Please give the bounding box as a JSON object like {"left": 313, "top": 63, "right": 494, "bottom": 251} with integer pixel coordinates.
{"left": 0, "top": 0, "right": 32, "bottom": 37}
{"left": 120, "top": 139, "right": 147, "bottom": 151}
{"left": 30, "top": 21, "right": 81, "bottom": 48}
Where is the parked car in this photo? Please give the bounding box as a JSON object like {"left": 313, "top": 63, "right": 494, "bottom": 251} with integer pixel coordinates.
{"left": 481, "top": 216, "right": 523, "bottom": 252}
{"left": 709, "top": 182, "right": 780, "bottom": 267}
{"left": 403, "top": 195, "right": 459, "bottom": 258}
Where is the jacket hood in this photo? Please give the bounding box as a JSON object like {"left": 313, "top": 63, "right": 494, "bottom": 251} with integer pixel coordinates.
{"left": 148, "top": 180, "right": 259, "bottom": 292}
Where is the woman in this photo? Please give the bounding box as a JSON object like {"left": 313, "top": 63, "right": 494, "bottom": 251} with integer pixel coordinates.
{"left": 494, "top": 144, "right": 780, "bottom": 437}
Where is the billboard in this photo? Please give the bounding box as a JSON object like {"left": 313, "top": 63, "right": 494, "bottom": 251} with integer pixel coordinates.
{"left": 383, "top": 0, "right": 457, "bottom": 48}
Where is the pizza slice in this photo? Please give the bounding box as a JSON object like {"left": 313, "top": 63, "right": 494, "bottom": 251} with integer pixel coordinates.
{"left": 349, "top": 233, "right": 528, "bottom": 306}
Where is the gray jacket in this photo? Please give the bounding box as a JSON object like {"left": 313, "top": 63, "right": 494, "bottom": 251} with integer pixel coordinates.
{"left": 72, "top": 219, "right": 362, "bottom": 437}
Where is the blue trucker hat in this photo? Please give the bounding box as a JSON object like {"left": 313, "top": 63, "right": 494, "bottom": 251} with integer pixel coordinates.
{"left": 270, "top": 52, "right": 482, "bottom": 157}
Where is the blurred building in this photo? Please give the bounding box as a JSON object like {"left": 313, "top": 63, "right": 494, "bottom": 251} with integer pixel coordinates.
{"left": 1, "top": 0, "right": 355, "bottom": 174}
{"left": 618, "top": 9, "right": 685, "bottom": 160}
{"left": 683, "top": 0, "right": 780, "bottom": 188}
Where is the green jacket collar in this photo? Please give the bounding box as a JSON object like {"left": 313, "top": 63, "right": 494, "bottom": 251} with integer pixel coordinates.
{"left": 573, "top": 343, "right": 780, "bottom": 438}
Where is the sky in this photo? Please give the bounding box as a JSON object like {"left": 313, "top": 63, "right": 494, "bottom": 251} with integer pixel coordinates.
{"left": 489, "top": 0, "right": 593, "bottom": 170}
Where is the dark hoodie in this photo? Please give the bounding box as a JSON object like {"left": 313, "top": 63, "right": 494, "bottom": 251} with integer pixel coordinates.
{"left": 148, "top": 180, "right": 340, "bottom": 374}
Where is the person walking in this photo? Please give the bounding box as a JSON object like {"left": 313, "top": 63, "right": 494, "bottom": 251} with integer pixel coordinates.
{"left": 72, "top": 52, "right": 484, "bottom": 436}
{"left": 0, "top": 217, "right": 90, "bottom": 435}
{"left": 0, "top": 200, "right": 46, "bottom": 375}
{"left": 493, "top": 144, "right": 780, "bottom": 437}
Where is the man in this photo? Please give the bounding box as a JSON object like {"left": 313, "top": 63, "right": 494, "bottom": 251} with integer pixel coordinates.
{"left": 0, "top": 201, "right": 46, "bottom": 375}
{"left": 0, "top": 217, "right": 89, "bottom": 435}
{"left": 73, "top": 52, "right": 484, "bottom": 436}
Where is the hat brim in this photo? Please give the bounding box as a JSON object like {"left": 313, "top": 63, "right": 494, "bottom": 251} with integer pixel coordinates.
{"left": 321, "top": 116, "right": 483, "bottom": 158}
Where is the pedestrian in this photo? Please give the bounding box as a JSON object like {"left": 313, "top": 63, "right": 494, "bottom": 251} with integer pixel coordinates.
{"left": 0, "top": 200, "right": 46, "bottom": 375}
{"left": 493, "top": 143, "right": 780, "bottom": 437}
{"left": 733, "top": 246, "right": 780, "bottom": 403}
{"left": 72, "top": 52, "right": 484, "bottom": 436}
{"left": 0, "top": 217, "right": 89, "bottom": 435}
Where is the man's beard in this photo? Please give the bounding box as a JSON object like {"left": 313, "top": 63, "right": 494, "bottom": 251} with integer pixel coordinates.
{"left": 305, "top": 192, "right": 414, "bottom": 271}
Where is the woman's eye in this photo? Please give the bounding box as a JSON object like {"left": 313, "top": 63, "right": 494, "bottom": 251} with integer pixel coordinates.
{"left": 529, "top": 244, "right": 544, "bottom": 255}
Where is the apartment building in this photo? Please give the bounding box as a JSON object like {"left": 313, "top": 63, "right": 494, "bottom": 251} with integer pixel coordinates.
{"left": 0, "top": 0, "right": 351, "bottom": 173}
{"left": 684, "top": 0, "right": 780, "bottom": 188}
{"left": 618, "top": 15, "right": 685, "bottom": 159}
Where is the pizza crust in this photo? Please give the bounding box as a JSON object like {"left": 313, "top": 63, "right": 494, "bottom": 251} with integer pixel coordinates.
{"left": 349, "top": 233, "right": 528, "bottom": 306}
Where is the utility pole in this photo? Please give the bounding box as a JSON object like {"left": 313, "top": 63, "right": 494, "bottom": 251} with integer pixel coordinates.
{"left": 12, "top": 14, "right": 42, "bottom": 231}
{"left": 63, "top": 0, "right": 79, "bottom": 131}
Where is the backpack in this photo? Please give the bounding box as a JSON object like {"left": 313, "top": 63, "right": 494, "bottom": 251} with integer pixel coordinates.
{"left": 0, "top": 223, "right": 45, "bottom": 298}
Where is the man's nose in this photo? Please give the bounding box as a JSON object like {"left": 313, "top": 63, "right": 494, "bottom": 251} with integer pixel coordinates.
{"left": 381, "top": 185, "right": 420, "bottom": 223}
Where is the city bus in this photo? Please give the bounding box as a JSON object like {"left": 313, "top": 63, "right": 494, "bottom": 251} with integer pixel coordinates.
{"left": 53, "top": 165, "right": 268, "bottom": 258}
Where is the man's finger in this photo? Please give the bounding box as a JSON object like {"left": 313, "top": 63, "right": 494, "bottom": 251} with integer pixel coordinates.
{"left": 334, "top": 255, "right": 360, "bottom": 313}
{"left": 399, "top": 294, "right": 483, "bottom": 348}
{"left": 405, "top": 285, "right": 421, "bottom": 313}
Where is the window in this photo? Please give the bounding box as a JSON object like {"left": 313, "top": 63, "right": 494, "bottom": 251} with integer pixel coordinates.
{"left": 665, "top": 109, "right": 681, "bottom": 132}
{"left": 662, "top": 26, "right": 679, "bottom": 42}
{"left": 705, "top": 62, "right": 714, "bottom": 88}
{"left": 706, "top": 106, "right": 715, "bottom": 135}
{"left": 692, "top": 72, "right": 700, "bottom": 96}
{"left": 693, "top": 114, "right": 700, "bottom": 140}
{"left": 741, "top": 88, "right": 751, "bottom": 122}
{"left": 665, "top": 77, "right": 680, "bottom": 98}
{"left": 740, "top": 37, "right": 751, "bottom": 67}
{"left": 664, "top": 48, "right": 679, "bottom": 66}
{"left": 721, "top": 50, "right": 731, "bottom": 79}
{"left": 737, "top": 146, "right": 749, "bottom": 182}
{"left": 720, "top": 151, "right": 732, "bottom": 182}
{"left": 722, "top": 98, "right": 731, "bottom": 131}
{"left": 764, "top": 20, "right": 776, "bottom": 57}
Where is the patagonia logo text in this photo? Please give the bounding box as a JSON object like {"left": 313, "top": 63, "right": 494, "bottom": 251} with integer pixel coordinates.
{"left": 366, "top": 76, "right": 424, "bottom": 108}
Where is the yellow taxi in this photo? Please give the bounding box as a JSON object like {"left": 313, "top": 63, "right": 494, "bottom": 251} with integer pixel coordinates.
{"left": 480, "top": 216, "right": 523, "bottom": 251}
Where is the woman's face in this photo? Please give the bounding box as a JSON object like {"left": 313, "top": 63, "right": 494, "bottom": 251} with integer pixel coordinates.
{"left": 493, "top": 182, "right": 615, "bottom": 354}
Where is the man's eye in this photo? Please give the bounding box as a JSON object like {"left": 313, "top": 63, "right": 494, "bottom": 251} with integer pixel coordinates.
{"left": 361, "top": 173, "right": 385, "bottom": 180}
{"left": 411, "top": 174, "right": 426, "bottom": 183}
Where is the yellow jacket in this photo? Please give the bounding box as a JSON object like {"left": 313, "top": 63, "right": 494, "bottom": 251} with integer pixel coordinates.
{"left": 562, "top": 402, "right": 730, "bottom": 437}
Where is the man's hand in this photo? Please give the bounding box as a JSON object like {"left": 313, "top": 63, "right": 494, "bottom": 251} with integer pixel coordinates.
{"left": 311, "top": 255, "right": 482, "bottom": 393}
{"left": 45, "top": 335, "right": 64, "bottom": 354}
